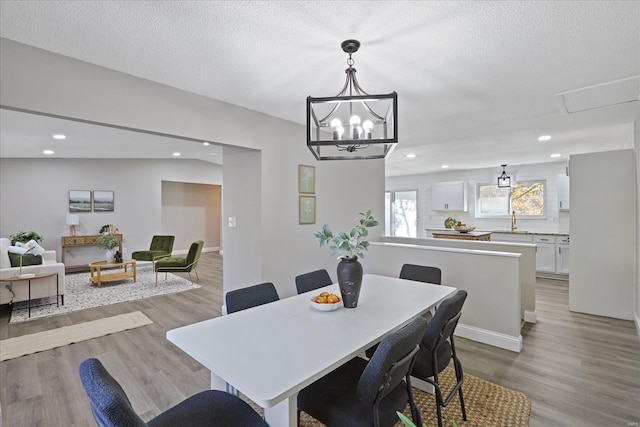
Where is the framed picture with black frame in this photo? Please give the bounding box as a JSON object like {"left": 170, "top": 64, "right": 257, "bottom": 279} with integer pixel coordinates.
{"left": 93, "top": 190, "right": 114, "bottom": 212}
{"left": 69, "top": 190, "right": 92, "bottom": 213}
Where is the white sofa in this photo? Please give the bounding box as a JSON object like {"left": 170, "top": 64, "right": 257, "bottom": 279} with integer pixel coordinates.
{"left": 0, "top": 237, "right": 66, "bottom": 305}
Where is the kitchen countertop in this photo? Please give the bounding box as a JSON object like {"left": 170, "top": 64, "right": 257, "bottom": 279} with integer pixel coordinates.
{"left": 426, "top": 227, "right": 569, "bottom": 236}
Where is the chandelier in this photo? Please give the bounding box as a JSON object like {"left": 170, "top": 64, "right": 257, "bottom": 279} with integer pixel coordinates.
{"left": 498, "top": 164, "right": 511, "bottom": 188}
{"left": 306, "top": 40, "right": 397, "bottom": 160}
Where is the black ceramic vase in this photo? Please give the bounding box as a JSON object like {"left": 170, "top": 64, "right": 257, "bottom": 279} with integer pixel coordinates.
{"left": 336, "top": 256, "right": 363, "bottom": 308}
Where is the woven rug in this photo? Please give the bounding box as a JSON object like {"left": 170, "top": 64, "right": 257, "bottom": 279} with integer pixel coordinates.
{"left": 1, "top": 311, "right": 152, "bottom": 361}
{"left": 251, "top": 366, "right": 530, "bottom": 427}
{"left": 9, "top": 266, "right": 200, "bottom": 323}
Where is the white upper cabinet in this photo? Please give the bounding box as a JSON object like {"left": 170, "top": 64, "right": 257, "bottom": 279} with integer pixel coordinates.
{"left": 431, "top": 181, "right": 468, "bottom": 211}
{"left": 558, "top": 174, "right": 570, "bottom": 211}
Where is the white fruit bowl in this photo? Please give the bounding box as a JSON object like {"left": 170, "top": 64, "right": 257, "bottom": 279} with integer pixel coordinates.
{"left": 310, "top": 298, "right": 342, "bottom": 312}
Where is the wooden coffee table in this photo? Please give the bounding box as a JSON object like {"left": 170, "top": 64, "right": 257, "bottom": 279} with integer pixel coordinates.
{"left": 89, "top": 260, "right": 136, "bottom": 288}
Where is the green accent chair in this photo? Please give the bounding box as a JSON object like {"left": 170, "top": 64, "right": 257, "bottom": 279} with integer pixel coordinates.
{"left": 154, "top": 240, "right": 204, "bottom": 286}
{"left": 131, "top": 235, "right": 175, "bottom": 264}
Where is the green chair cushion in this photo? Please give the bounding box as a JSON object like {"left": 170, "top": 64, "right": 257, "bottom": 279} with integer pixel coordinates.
{"left": 156, "top": 257, "right": 188, "bottom": 268}
{"left": 131, "top": 250, "right": 171, "bottom": 262}
{"left": 9, "top": 253, "right": 43, "bottom": 267}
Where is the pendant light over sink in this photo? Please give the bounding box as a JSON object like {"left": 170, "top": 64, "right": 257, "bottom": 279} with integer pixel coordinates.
{"left": 306, "top": 39, "right": 397, "bottom": 160}
{"left": 498, "top": 164, "right": 511, "bottom": 188}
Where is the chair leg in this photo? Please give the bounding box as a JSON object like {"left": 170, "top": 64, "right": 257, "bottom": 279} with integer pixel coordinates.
{"left": 188, "top": 272, "right": 193, "bottom": 285}
{"left": 155, "top": 271, "right": 158, "bottom": 287}
{"left": 451, "top": 338, "right": 467, "bottom": 421}
{"left": 194, "top": 268, "right": 199, "bottom": 281}
{"left": 406, "top": 375, "right": 422, "bottom": 427}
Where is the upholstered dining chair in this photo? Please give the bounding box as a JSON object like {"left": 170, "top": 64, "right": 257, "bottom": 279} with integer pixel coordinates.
{"left": 225, "top": 282, "right": 279, "bottom": 314}
{"left": 411, "top": 290, "right": 468, "bottom": 427}
{"left": 78, "top": 358, "right": 269, "bottom": 427}
{"left": 399, "top": 264, "right": 442, "bottom": 285}
{"left": 297, "top": 316, "right": 428, "bottom": 427}
{"left": 154, "top": 240, "right": 203, "bottom": 286}
{"left": 131, "top": 235, "right": 175, "bottom": 264}
{"left": 295, "top": 269, "right": 332, "bottom": 294}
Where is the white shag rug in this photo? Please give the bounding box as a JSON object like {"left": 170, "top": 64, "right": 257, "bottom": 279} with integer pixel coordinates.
{"left": 9, "top": 266, "right": 201, "bottom": 323}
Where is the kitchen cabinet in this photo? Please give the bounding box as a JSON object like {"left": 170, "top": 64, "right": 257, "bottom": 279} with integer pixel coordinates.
{"left": 556, "top": 236, "right": 570, "bottom": 274}
{"left": 491, "top": 232, "right": 570, "bottom": 276}
{"left": 533, "top": 235, "right": 556, "bottom": 273}
{"left": 431, "top": 181, "right": 467, "bottom": 211}
{"left": 558, "top": 174, "right": 570, "bottom": 211}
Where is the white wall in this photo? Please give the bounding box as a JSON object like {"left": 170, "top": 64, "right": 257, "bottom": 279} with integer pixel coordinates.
{"left": 0, "top": 158, "right": 222, "bottom": 265}
{"left": 161, "top": 181, "right": 221, "bottom": 252}
{"left": 362, "top": 242, "right": 524, "bottom": 352}
{"left": 0, "top": 39, "right": 383, "bottom": 300}
{"left": 634, "top": 122, "right": 640, "bottom": 332}
{"left": 386, "top": 161, "right": 569, "bottom": 235}
{"left": 569, "top": 149, "right": 636, "bottom": 320}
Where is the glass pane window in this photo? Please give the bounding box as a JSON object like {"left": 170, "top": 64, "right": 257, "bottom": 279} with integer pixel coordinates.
{"left": 476, "top": 181, "right": 545, "bottom": 217}
{"left": 385, "top": 190, "right": 417, "bottom": 236}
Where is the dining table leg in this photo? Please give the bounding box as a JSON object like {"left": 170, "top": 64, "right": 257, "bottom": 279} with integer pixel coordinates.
{"left": 264, "top": 394, "right": 297, "bottom": 427}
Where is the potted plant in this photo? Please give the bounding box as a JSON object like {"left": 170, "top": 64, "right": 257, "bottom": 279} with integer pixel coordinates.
{"left": 10, "top": 230, "right": 43, "bottom": 245}
{"left": 397, "top": 412, "right": 458, "bottom": 427}
{"left": 97, "top": 234, "right": 121, "bottom": 263}
{"left": 313, "top": 209, "right": 378, "bottom": 308}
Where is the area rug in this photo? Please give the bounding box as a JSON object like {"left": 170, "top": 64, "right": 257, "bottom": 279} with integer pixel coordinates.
{"left": 1, "top": 311, "right": 152, "bottom": 361}
{"left": 252, "top": 366, "right": 531, "bottom": 426}
{"left": 9, "top": 267, "right": 200, "bottom": 323}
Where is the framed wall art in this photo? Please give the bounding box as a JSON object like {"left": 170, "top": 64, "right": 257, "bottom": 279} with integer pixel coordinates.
{"left": 93, "top": 190, "right": 115, "bottom": 212}
{"left": 298, "top": 164, "right": 315, "bottom": 194}
{"left": 299, "top": 195, "right": 316, "bottom": 225}
{"left": 69, "top": 190, "right": 92, "bottom": 213}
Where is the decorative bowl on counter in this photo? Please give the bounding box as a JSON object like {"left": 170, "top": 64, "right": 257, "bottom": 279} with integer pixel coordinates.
{"left": 454, "top": 225, "right": 476, "bottom": 233}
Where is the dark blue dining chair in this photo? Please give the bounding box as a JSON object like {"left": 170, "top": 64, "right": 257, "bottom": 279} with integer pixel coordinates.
{"left": 297, "top": 316, "right": 428, "bottom": 427}
{"left": 411, "top": 290, "right": 468, "bottom": 427}
{"left": 295, "top": 269, "right": 332, "bottom": 294}
{"left": 225, "top": 282, "right": 279, "bottom": 314}
{"left": 78, "top": 358, "right": 269, "bottom": 427}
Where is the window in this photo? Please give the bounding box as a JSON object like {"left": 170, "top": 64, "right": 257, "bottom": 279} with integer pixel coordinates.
{"left": 385, "top": 190, "right": 417, "bottom": 236}
{"left": 476, "top": 180, "right": 545, "bottom": 217}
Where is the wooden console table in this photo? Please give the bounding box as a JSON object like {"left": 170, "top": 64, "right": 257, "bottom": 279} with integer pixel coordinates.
{"left": 432, "top": 231, "right": 492, "bottom": 241}
{"left": 61, "top": 234, "right": 123, "bottom": 271}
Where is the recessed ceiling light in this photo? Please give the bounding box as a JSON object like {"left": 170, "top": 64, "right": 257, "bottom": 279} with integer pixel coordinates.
{"left": 441, "top": 165, "right": 449, "bottom": 169}
{"left": 406, "top": 153, "right": 416, "bottom": 158}
{"left": 173, "top": 152, "right": 181, "bottom": 157}
{"left": 53, "top": 134, "right": 66, "bottom": 140}
{"left": 538, "top": 135, "right": 552, "bottom": 141}
{"left": 203, "top": 142, "right": 210, "bottom": 146}
{"left": 43, "top": 149, "right": 54, "bottom": 155}
{"left": 550, "top": 153, "right": 561, "bottom": 158}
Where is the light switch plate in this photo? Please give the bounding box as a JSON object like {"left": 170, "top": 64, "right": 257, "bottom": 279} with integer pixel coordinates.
{"left": 228, "top": 217, "right": 237, "bottom": 228}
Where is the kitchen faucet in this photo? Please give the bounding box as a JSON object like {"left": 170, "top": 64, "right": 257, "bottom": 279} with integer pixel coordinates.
{"left": 511, "top": 210, "right": 517, "bottom": 231}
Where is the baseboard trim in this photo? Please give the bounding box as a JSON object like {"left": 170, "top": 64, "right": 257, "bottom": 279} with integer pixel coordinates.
{"left": 524, "top": 310, "right": 537, "bottom": 323}
{"left": 455, "top": 323, "right": 523, "bottom": 353}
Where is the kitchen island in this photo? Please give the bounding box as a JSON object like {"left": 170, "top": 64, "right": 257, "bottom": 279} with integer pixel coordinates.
{"left": 432, "top": 230, "right": 492, "bottom": 241}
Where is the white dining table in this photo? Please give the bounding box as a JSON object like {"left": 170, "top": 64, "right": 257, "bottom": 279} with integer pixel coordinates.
{"left": 166, "top": 273, "right": 456, "bottom": 427}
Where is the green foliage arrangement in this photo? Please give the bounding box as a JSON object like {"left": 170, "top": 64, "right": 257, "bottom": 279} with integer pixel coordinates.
{"left": 397, "top": 411, "right": 458, "bottom": 427}
{"left": 445, "top": 217, "right": 460, "bottom": 228}
{"left": 10, "top": 230, "right": 43, "bottom": 245}
{"left": 313, "top": 210, "right": 378, "bottom": 259}
{"left": 97, "top": 234, "right": 121, "bottom": 250}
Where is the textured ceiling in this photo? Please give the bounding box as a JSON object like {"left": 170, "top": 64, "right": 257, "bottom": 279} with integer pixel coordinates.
{"left": 0, "top": 1, "right": 639, "bottom": 176}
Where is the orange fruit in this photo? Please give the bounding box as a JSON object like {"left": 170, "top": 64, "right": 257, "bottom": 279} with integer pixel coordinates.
{"left": 320, "top": 291, "right": 330, "bottom": 297}
{"left": 327, "top": 294, "right": 340, "bottom": 304}
{"left": 315, "top": 295, "right": 328, "bottom": 303}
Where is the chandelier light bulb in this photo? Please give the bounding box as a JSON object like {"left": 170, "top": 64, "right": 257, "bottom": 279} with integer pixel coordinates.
{"left": 349, "top": 115, "right": 361, "bottom": 125}
{"left": 362, "top": 120, "right": 373, "bottom": 139}
{"left": 330, "top": 119, "right": 342, "bottom": 129}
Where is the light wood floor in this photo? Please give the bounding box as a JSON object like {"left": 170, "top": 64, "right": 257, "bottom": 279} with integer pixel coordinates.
{"left": 0, "top": 252, "right": 638, "bottom": 426}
